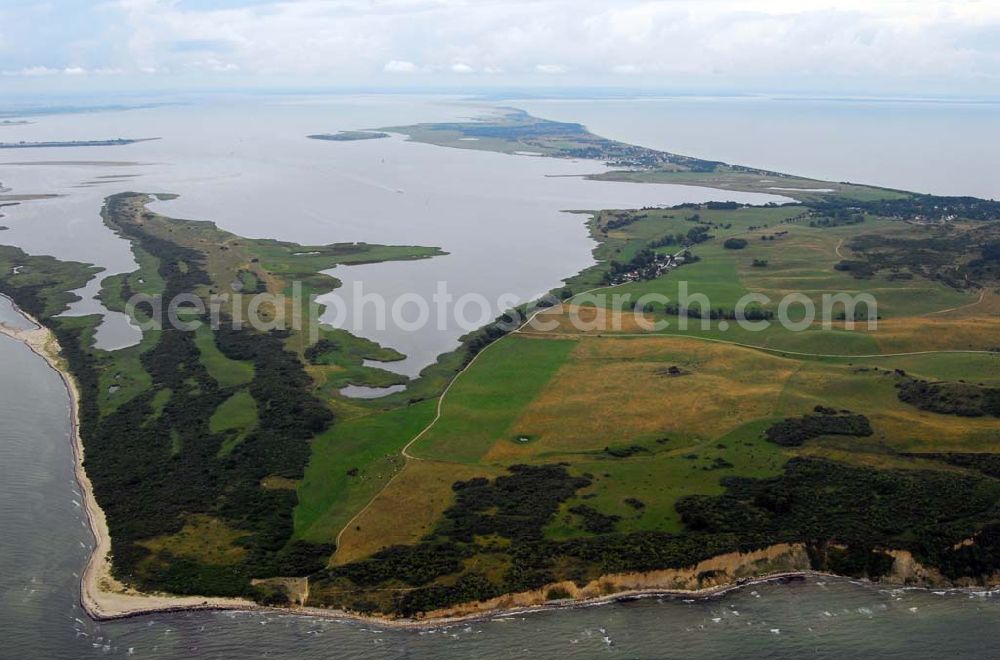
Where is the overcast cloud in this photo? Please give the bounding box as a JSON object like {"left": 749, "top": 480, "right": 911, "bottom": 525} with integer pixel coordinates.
{"left": 1, "top": 0, "right": 998, "bottom": 95}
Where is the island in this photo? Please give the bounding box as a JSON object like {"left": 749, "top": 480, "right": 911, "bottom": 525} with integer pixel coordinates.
{"left": 1, "top": 109, "right": 999, "bottom": 624}
{"left": 307, "top": 131, "right": 390, "bottom": 142}
{"left": 0, "top": 137, "right": 160, "bottom": 149}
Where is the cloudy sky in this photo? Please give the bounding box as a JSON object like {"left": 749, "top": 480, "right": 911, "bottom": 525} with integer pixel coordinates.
{"left": 2, "top": 0, "right": 998, "bottom": 96}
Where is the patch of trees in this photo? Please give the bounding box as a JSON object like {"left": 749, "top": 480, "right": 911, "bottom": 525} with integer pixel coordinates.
{"left": 813, "top": 194, "right": 1000, "bottom": 223}
{"left": 602, "top": 212, "right": 647, "bottom": 231}
{"left": 834, "top": 260, "right": 877, "bottom": 279}
{"left": 677, "top": 458, "right": 1000, "bottom": 577}
{"left": 980, "top": 241, "right": 1000, "bottom": 262}
{"left": 461, "top": 311, "right": 519, "bottom": 364}
{"left": 835, "top": 219, "right": 1000, "bottom": 288}
{"left": 440, "top": 465, "right": 591, "bottom": 543}
{"left": 897, "top": 379, "right": 1000, "bottom": 418}
{"left": 604, "top": 445, "right": 649, "bottom": 458}
{"left": 304, "top": 338, "right": 340, "bottom": 365}
{"left": 311, "top": 464, "right": 595, "bottom": 615}
{"left": 686, "top": 226, "right": 713, "bottom": 244}
{"left": 704, "top": 457, "right": 734, "bottom": 471}
{"left": 661, "top": 303, "right": 773, "bottom": 322}
{"left": 310, "top": 454, "right": 1000, "bottom": 616}
{"left": 969, "top": 241, "right": 1000, "bottom": 282}
{"left": 809, "top": 210, "right": 865, "bottom": 228}
{"left": 752, "top": 259, "right": 769, "bottom": 267}
{"left": 935, "top": 522, "right": 1000, "bottom": 581}
{"left": 812, "top": 543, "right": 895, "bottom": 579}
{"left": 764, "top": 407, "right": 873, "bottom": 446}
{"left": 569, "top": 505, "right": 621, "bottom": 533}
{"left": 671, "top": 201, "right": 744, "bottom": 211}
{"left": 723, "top": 238, "right": 748, "bottom": 250}
{"left": 396, "top": 572, "right": 502, "bottom": 617}
{"left": 546, "top": 586, "right": 572, "bottom": 600}
{"left": 329, "top": 542, "right": 469, "bottom": 587}
{"left": 67, "top": 193, "right": 336, "bottom": 596}
{"left": 648, "top": 233, "right": 680, "bottom": 249}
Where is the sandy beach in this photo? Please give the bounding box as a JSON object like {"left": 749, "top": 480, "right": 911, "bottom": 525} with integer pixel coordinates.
{"left": 0, "top": 318, "right": 835, "bottom": 627}
{"left": 0, "top": 295, "right": 257, "bottom": 620}
{"left": 2, "top": 294, "right": 995, "bottom": 630}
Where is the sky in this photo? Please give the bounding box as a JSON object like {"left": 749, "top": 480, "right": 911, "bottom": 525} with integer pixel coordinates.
{"left": 1, "top": 0, "right": 999, "bottom": 97}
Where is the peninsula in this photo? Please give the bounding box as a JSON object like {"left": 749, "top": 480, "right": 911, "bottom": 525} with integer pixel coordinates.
{"left": 1, "top": 109, "right": 999, "bottom": 623}
{"left": 0, "top": 137, "right": 160, "bottom": 149}
{"left": 307, "top": 131, "right": 390, "bottom": 142}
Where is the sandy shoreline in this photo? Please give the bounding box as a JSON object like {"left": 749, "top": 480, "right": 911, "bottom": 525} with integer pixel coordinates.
{"left": 0, "top": 309, "right": 833, "bottom": 627}
{"left": 1, "top": 293, "right": 997, "bottom": 630}
{"left": 0, "top": 295, "right": 258, "bottom": 620}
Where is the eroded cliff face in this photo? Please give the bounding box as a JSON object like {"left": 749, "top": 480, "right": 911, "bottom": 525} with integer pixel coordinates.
{"left": 417, "top": 543, "right": 813, "bottom": 620}
{"left": 883, "top": 549, "right": 1000, "bottom": 589}
{"left": 402, "top": 542, "right": 1000, "bottom": 622}
{"left": 882, "top": 550, "right": 950, "bottom": 587}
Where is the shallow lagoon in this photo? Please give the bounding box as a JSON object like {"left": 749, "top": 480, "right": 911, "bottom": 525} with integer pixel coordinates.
{"left": 0, "top": 95, "right": 787, "bottom": 372}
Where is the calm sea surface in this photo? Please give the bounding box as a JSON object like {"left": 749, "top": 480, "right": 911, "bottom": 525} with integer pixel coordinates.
{"left": 1, "top": 94, "right": 999, "bottom": 658}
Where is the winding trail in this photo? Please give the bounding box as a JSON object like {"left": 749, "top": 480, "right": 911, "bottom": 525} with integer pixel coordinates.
{"left": 332, "top": 283, "right": 997, "bottom": 553}
{"left": 923, "top": 288, "right": 988, "bottom": 316}
{"left": 834, "top": 237, "right": 847, "bottom": 259}
{"left": 518, "top": 328, "right": 997, "bottom": 360}
{"left": 331, "top": 292, "right": 594, "bottom": 553}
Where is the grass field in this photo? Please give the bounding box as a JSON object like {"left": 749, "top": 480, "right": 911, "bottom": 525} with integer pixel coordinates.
{"left": 210, "top": 389, "right": 259, "bottom": 455}
{"left": 482, "top": 336, "right": 794, "bottom": 460}
{"left": 348, "top": 330, "right": 998, "bottom": 548}
{"left": 596, "top": 212, "right": 973, "bottom": 320}
{"left": 82, "top": 192, "right": 1000, "bottom": 605}
{"left": 544, "top": 418, "right": 787, "bottom": 538}
{"left": 303, "top": 191, "right": 999, "bottom": 598}
{"left": 331, "top": 459, "right": 494, "bottom": 564}
{"left": 295, "top": 400, "right": 437, "bottom": 545}
{"left": 8, "top": 111, "right": 1000, "bottom": 615}
{"left": 530, "top": 201, "right": 987, "bottom": 364}
{"left": 412, "top": 336, "right": 578, "bottom": 464}
{"left": 195, "top": 325, "right": 254, "bottom": 388}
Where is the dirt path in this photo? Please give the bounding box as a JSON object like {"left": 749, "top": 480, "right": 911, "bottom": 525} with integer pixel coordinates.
{"left": 523, "top": 327, "right": 997, "bottom": 360}
{"left": 333, "top": 272, "right": 998, "bottom": 552}
{"left": 923, "top": 288, "right": 987, "bottom": 316}
{"left": 332, "top": 294, "right": 585, "bottom": 551}
{"left": 330, "top": 224, "right": 994, "bottom": 557}
{"left": 331, "top": 282, "right": 614, "bottom": 552}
